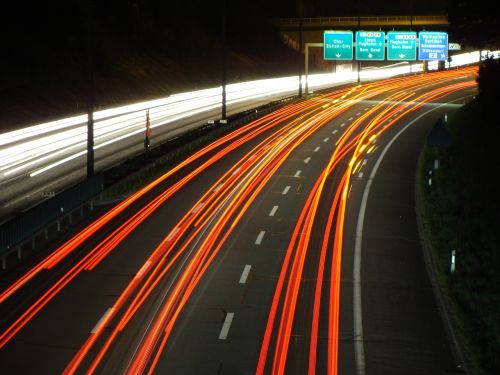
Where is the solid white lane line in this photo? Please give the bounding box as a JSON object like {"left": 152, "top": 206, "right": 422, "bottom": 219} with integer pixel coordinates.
{"left": 282, "top": 186, "right": 291, "bottom": 195}
{"left": 353, "top": 99, "right": 466, "bottom": 375}
{"left": 269, "top": 206, "right": 279, "bottom": 217}
{"left": 294, "top": 170, "right": 302, "bottom": 177}
{"left": 91, "top": 308, "right": 114, "bottom": 333}
{"left": 239, "top": 265, "right": 252, "bottom": 284}
{"left": 314, "top": 146, "right": 320, "bottom": 152}
{"left": 323, "top": 137, "right": 329, "bottom": 142}
{"left": 218, "top": 312, "right": 235, "bottom": 339}
{"left": 304, "top": 157, "right": 311, "bottom": 164}
{"left": 255, "top": 231, "right": 265, "bottom": 245}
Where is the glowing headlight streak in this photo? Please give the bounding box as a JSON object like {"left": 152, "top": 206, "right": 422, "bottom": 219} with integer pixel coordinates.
{"left": 1, "top": 67, "right": 471, "bottom": 374}
{"left": 1, "top": 59, "right": 483, "bottom": 182}
{"left": 2, "top": 87, "right": 356, "bottom": 358}
{"left": 0, "top": 98, "right": 322, "bottom": 304}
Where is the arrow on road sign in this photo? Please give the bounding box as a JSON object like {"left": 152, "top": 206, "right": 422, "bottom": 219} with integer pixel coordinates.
{"left": 368, "top": 53, "right": 373, "bottom": 58}
{"left": 399, "top": 53, "right": 405, "bottom": 58}
{"left": 336, "top": 53, "right": 341, "bottom": 58}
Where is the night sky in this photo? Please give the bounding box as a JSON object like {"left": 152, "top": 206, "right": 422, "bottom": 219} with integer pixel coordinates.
{"left": 0, "top": 0, "right": 497, "bottom": 129}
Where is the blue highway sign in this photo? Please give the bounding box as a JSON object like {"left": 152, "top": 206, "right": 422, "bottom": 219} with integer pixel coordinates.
{"left": 418, "top": 31, "right": 448, "bottom": 61}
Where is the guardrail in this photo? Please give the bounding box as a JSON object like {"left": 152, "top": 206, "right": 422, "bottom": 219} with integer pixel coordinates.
{"left": 0, "top": 174, "right": 103, "bottom": 268}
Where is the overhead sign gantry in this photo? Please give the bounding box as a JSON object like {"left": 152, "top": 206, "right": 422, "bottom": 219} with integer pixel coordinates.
{"left": 322, "top": 30, "right": 449, "bottom": 62}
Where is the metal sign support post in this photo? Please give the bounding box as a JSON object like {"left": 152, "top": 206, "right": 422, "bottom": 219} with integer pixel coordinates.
{"left": 304, "top": 42, "right": 323, "bottom": 95}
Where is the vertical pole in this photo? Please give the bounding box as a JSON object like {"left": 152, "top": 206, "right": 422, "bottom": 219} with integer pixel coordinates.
{"left": 298, "top": 15, "right": 303, "bottom": 97}
{"left": 221, "top": 0, "right": 227, "bottom": 121}
{"left": 357, "top": 0, "right": 361, "bottom": 83}
{"left": 410, "top": 0, "right": 413, "bottom": 74}
{"left": 86, "top": 0, "right": 94, "bottom": 178}
{"left": 305, "top": 44, "right": 309, "bottom": 95}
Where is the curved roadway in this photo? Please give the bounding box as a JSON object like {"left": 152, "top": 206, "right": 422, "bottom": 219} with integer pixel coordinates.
{"left": 0, "top": 66, "right": 476, "bottom": 374}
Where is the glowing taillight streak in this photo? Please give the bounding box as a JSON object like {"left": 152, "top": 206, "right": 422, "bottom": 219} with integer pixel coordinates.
{"left": 62, "top": 88, "right": 360, "bottom": 374}
{"left": 80, "top": 85, "right": 375, "bottom": 373}
{"left": 257, "top": 72, "right": 477, "bottom": 375}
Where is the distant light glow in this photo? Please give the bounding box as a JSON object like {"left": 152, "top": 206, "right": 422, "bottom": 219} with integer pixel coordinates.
{"left": 0, "top": 50, "right": 495, "bottom": 180}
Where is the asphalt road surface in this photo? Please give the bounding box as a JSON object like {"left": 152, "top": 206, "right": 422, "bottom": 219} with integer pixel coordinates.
{"left": 0, "top": 67, "right": 476, "bottom": 374}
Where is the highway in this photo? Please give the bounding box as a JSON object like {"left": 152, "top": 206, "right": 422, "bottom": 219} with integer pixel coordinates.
{"left": 0, "top": 66, "right": 477, "bottom": 374}
{"left": 1, "top": 49, "right": 490, "bottom": 221}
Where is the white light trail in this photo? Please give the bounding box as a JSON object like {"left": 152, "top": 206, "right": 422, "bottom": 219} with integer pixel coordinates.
{"left": 0, "top": 50, "right": 496, "bottom": 181}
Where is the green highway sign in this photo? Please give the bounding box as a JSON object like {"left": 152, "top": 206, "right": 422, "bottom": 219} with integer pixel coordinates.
{"left": 387, "top": 31, "right": 417, "bottom": 60}
{"left": 355, "top": 31, "right": 385, "bottom": 60}
{"left": 324, "top": 31, "right": 353, "bottom": 60}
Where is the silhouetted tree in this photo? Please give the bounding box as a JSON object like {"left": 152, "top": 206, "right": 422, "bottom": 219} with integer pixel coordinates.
{"left": 448, "top": 0, "right": 500, "bottom": 50}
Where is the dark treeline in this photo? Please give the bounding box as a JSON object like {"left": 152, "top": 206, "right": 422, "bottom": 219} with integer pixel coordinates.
{"left": 444, "top": 58, "right": 500, "bottom": 373}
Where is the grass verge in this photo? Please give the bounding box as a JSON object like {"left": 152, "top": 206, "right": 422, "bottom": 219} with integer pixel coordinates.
{"left": 417, "top": 104, "right": 499, "bottom": 374}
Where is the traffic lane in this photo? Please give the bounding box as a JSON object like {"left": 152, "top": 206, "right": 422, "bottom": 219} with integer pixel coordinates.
{"left": 147, "top": 92, "right": 410, "bottom": 374}
{"left": 0, "top": 108, "right": 306, "bottom": 373}
{"left": 150, "top": 111, "right": 349, "bottom": 374}
{"left": 340, "top": 94, "right": 470, "bottom": 375}
{"left": 0, "top": 82, "right": 429, "bottom": 372}
{"left": 0, "top": 94, "right": 297, "bottom": 219}
{"left": 0, "top": 94, "right": 348, "bottom": 374}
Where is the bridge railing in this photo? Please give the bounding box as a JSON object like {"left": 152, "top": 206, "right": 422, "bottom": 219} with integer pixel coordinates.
{"left": 274, "top": 15, "right": 449, "bottom": 27}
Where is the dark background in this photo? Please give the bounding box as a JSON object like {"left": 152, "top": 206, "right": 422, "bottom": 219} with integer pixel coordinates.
{"left": 0, "top": 0, "right": 497, "bottom": 130}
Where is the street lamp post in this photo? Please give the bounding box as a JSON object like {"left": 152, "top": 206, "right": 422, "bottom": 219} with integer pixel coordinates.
{"left": 86, "top": 0, "right": 94, "bottom": 178}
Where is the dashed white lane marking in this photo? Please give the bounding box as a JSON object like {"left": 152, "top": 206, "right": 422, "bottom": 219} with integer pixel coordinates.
{"left": 314, "top": 146, "right": 320, "bottom": 152}
{"left": 349, "top": 117, "right": 353, "bottom": 120}
{"left": 218, "top": 312, "right": 235, "bottom": 339}
{"left": 364, "top": 108, "right": 368, "bottom": 111}
{"left": 269, "top": 206, "right": 279, "bottom": 217}
{"left": 356, "top": 112, "right": 361, "bottom": 116}
{"left": 294, "top": 170, "right": 302, "bottom": 177}
{"left": 332, "top": 129, "right": 338, "bottom": 134}
{"left": 282, "top": 186, "right": 291, "bottom": 195}
{"left": 91, "top": 308, "right": 114, "bottom": 333}
{"left": 239, "top": 265, "right": 252, "bottom": 284}
{"left": 323, "top": 137, "right": 329, "bottom": 142}
{"left": 304, "top": 157, "right": 311, "bottom": 164}
{"left": 362, "top": 159, "right": 367, "bottom": 166}
{"left": 352, "top": 98, "right": 468, "bottom": 375}
{"left": 358, "top": 172, "right": 364, "bottom": 179}
{"left": 255, "top": 231, "right": 265, "bottom": 245}
{"left": 340, "top": 123, "right": 345, "bottom": 127}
